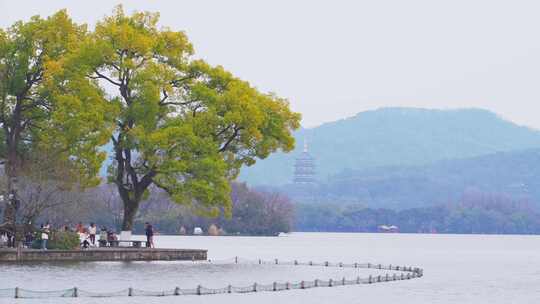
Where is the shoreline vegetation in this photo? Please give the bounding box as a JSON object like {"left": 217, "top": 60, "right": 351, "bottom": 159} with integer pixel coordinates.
{"left": 295, "top": 192, "right": 540, "bottom": 235}
{"left": 7, "top": 180, "right": 539, "bottom": 237}
{"left": 10, "top": 182, "right": 294, "bottom": 238}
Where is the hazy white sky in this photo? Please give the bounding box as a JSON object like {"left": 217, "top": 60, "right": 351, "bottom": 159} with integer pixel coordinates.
{"left": 2, "top": 0, "right": 540, "bottom": 128}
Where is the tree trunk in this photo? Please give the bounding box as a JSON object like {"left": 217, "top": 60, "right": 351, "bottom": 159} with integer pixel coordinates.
{"left": 2, "top": 143, "right": 19, "bottom": 247}
{"left": 121, "top": 198, "right": 140, "bottom": 231}
{"left": 2, "top": 197, "right": 16, "bottom": 227}
{"left": 113, "top": 134, "right": 155, "bottom": 232}
{"left": 2, "top": 144, "right": 18, "bottom": 226}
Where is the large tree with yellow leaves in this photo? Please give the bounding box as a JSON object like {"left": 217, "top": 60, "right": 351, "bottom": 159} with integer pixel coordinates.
{"left": 85, "top": 7, "right": 300, "bottom": 230}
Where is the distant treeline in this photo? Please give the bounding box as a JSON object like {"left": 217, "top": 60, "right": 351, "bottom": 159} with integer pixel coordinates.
{"left": 295, "top": 191, "right": 540, "bottom": 234}
{"left": 30, "top": 182, "right": 294, "bottom": 236}
{"left": 135, "top": 183, "right": 294, "bottom": 236}
{"left": 274, "top": 148, "right": 540, "bottom": 210}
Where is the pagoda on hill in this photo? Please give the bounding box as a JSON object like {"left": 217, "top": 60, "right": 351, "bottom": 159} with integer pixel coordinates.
{"left": 293, "top": 140, "right": 316, "bottom": 184}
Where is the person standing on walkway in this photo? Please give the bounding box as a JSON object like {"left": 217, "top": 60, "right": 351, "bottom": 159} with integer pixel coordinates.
{"left": 99, "top": 226, "right": 108, "bottom": 247}
{"left": 145, "top": 222, "right": 154, "bottom": 248}
{"left": 88, "top": 223, "right": 97, "bottom": 246}
{"left": 41, "top": 223, "right": 50, "bottom": 250}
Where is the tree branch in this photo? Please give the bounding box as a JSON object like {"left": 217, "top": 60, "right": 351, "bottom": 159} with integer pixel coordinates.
{"left": 153, "top": 179, "right": 174, "bottom": 196}
{"left": 170, "top": 76, "right": 194, "bottom": 87}
{"left": 159, "top": 89, "right": 169, "bottom": 104}
{"left": 90, "top": 70, "right": 121, "bottom": 86}
{"left": 219, "top": 127, "right": 243, "bottom": 152}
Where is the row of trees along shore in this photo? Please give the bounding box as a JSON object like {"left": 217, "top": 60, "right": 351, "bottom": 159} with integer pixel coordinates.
{"left": 0, "top": 6, "right": 300, "bottom": 235}
{"left": 296, "top": 191, "right": 540, "bottom": 234}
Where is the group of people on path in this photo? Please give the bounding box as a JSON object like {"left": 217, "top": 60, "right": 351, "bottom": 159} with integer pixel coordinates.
{"left": 75, "top": 222, "right": 118, "bottom": 249}
{"left": 19, "top": 223, "right": 51, "bottom": 250}
{"left": 0, "top": 231, "right": 15, "bottom": 247}
{"left": 17, "top": 222, "right": 156, "bottom": 250}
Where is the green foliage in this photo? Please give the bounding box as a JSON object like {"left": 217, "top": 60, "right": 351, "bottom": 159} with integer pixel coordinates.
{"left": 81, "top": 6, "right": 300, "bottom": 228}
{"left": 1, "top": 7, "right": 299, "bottom": 230}
{"left": 0, "top": 10, "right": 114, "bottom": 187}
{"left": 47, "top": 230, "right": 80, "bottom": 250}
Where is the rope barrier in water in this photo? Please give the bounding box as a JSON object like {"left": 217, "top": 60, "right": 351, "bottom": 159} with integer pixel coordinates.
{"left": 0, "top": 257, "right": 423, "bottom": 299}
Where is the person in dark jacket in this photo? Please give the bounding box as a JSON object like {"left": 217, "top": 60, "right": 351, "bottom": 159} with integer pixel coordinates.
{"left": 144, "top": 222, "right": 154, "bottom": 248}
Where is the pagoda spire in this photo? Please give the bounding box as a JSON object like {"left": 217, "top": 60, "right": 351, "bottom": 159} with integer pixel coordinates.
{"left": 293, "top": 137, "right": 316, "bottom": 184}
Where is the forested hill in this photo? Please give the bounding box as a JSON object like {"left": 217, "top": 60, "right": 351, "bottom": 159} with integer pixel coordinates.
{"left": 314, "top": 148, "right": 540, "bottom": 209}
{"left": 240, "top": 108, "right": 540, "bottom": 185}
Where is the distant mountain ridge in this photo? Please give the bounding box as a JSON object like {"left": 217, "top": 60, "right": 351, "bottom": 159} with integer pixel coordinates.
{"left": 239, "top": 107, "right": 540, "bottom": 185}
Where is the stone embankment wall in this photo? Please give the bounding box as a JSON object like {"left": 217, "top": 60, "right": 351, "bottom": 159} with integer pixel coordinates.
{"left": 0, "top": 248, "right": 207, "bottom": 262}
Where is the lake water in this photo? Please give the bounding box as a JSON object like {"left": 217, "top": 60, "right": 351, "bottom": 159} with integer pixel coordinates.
{"left": 1, "top": 232, "right": 539, "bottom": 303}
